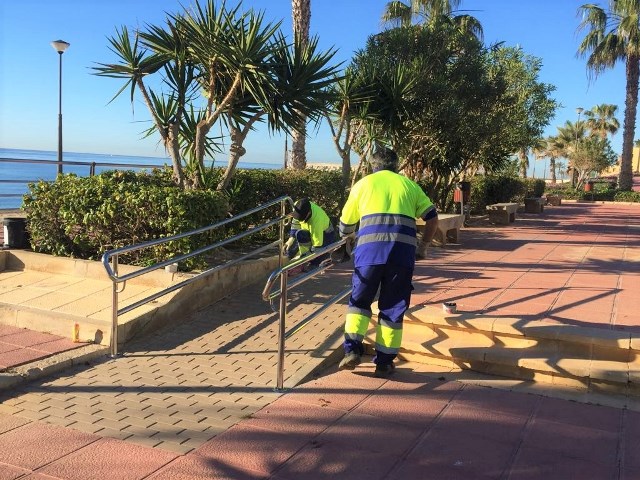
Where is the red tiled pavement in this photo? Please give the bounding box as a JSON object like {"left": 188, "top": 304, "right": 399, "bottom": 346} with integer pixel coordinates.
{"left": 412, "top": 202, "right": 640, "bottom": 331}
{"left": 0, "top": 325, "right": 85, "bottom": 371}
{"left": 0, "top": 200, "right": 639, "bottom": 479}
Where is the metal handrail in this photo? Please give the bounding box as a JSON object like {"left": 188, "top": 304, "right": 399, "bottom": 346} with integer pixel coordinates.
{"left": 262, "top": 238, "right": 352, "bottom": 391}
{"left": 102, "top": 195, "right": 294, "bottom": 357}
{"left": 0, "top": 156, "right": 165, "bottom": 199}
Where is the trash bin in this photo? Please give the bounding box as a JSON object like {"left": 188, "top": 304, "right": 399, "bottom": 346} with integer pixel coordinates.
{"left": 584, "top": 181, "right": 594, "bottom": 192}
{"left": 3, "top": 217, "right": 28, "bottom": 249}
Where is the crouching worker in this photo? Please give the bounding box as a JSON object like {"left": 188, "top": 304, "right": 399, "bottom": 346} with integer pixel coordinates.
{"left": 283, "top": 198, "right": 336, "bottom": 270}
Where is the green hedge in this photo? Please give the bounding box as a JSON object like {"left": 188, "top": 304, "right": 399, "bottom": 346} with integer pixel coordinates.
{"left": 22, "top": 167, "right": 345, "bottom": 268}
{"left": 544, "top": 182, "right": 640, "bottom": 203}
{"left": 466, "top": 175, "right": 545, "bottom": 214}
{"left": 23, "top": 170, "right": 228, "bottom": 268}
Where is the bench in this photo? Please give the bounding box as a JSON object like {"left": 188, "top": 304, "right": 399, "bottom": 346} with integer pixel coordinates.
{"left": 545, "top": 194, "right": 561, "bottom": 206}
{"left": 486, "top": 202, "right": 518, "bottom": 225}
{"left": 417, "top": 214, "right": 464, "bottom": 247}
{"left": 524, "top": 197, "right": 544, "bottom": 214}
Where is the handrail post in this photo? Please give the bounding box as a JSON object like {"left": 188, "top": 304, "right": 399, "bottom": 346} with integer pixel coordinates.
{"left": 275, "top": 270, "right": 288, "bottom": 391}
{"left": 110, "top": 254, "right": 119, "bottom": 357}
{"left": 279, "top": 198, "right": 286, "bottom": 268}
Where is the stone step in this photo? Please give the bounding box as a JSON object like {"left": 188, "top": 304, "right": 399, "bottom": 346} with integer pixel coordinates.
{"left": 365, "top": 305, "right": 640, "bottom": 396}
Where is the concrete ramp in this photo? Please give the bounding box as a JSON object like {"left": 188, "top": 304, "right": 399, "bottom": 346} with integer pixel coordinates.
{"left": 0, "top": 250, "right": 279, "bottom": 347}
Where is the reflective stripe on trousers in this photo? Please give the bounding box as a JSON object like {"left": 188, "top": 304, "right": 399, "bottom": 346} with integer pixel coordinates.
{"left": 343, "top": 263, "right": 414, "bottom": 364}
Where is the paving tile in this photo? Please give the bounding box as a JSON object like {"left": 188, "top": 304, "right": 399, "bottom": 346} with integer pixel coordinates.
{"left": 0, "top": 413, "right": 30, "bottom": 434}
{"left": 453, "top": 384, "right": 540, "bottom": 417}
{"left": 0, "top": 464, "right": 32, "bottom": 480}
{"left": 193, "top": 423, "right": 314, "bottom": 477}
{"left": 37, "top": 437, "right": 177, "bottom": 480}
{"left": 522, "top": 418, "right": 618, "bottom": 466}
{"left": 535, "top": 395, "right": 622, "bottom": 433}
{"left": 238, "top": 398, "right": 345, "bottom": 436}
{"left": 0, "top": 422, "right": 99, "bottom": 470}
{"left": 276, "top": 442, "right": 399, "bottom": 480}
{"left": 0, "top": 342, "right": 20, "bottom": 355}
{"left": 507, "top": 445, "right": 616, "bottom": 480}
{"left": 0, "top": 348, "right": 50, "bottom": 369}
{"left": 149, "top": 454, "right": 266, "bottom": 480}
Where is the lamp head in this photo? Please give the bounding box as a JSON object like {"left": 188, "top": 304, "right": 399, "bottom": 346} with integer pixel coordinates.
{"left": 51, "top": 40, "right": 70, "bottom": 54}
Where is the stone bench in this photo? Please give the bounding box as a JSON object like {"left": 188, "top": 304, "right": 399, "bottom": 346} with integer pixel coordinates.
{"left": 524, "top": 197, "right": 544, "bottom": 214}
{"left": 486, "top": 202, "right": 518, "bottom": 225}
{"left": 545, "top": 194, "right": 562, "bottom": 206}
{"left": 417, "top": 213, "right": 464, "bottom": 247}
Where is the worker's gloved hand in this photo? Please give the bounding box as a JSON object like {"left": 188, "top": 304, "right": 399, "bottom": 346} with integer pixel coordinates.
{"left": 344, "top": 235, "right": 355, "bottom": 256}
{"left": 332, "top": 235, "right": 355, "bottom": 263}
{"left": 283, "top": 238, "right": 296, "bottom": 258}
{"left": 415, "top": 243, "right": 428, "bottom": 260}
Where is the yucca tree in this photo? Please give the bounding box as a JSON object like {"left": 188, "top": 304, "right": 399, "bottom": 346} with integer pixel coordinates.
{"left": 290, "top": 0, "right": 311, "bottom": 169}
{"left": 215, "top": 32, "right": 338, "bottom": 190}
{"left": 381, "top": 0, "right": 483, "bottom": 40}
{"left": 584, "top": 103, "right": 620, "bottom": 139}
{"left": 578, "top": 0, "right": 640, "bottom": 190}
{"left": 94, "top": 0, "right": 338, "bottom": 191}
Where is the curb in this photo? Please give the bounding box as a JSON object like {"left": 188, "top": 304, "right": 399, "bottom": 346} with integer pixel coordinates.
{"left": 0, "top": 344, "right": 108, "bottom": 391}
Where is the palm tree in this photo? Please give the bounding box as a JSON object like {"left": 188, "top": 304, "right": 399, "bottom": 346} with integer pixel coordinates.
{"left": 556, "top": 120, "right": 586, "bottom": 187}
{"left": 584, "top": 103, "right": 620, "bottom": 139}
{"left": 544, "top": 136, "right": 564, "bottom": 184}
{"left": 531, "top": 137, "right": 549, "bottom": 180}
{"left": 517, "top": 148, "right": 529, "bottom": 178}
{"left": 577, "top": 1, "right": 640, "bottom": 191}
{"left": 382, "top": 0, "right": 483, "bottom": 40}
{"left": 290, "top": 0, "right": 311, "bottom": 169}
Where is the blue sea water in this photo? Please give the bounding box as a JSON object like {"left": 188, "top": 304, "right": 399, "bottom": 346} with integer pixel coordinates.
{"left": 0, "top": 148, "right": 282, "bottom": 209}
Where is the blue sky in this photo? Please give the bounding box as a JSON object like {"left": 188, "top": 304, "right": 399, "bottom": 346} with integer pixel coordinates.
{"left": 0, "top": 0, "right": 629, "bottom": 174}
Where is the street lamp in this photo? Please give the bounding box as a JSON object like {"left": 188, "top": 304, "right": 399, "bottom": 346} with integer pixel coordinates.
{"left": 51, "top": 39, "right": 70, "bottom": 175}
{"left": 572, "top": 107, "right": 583, "bottom": 187}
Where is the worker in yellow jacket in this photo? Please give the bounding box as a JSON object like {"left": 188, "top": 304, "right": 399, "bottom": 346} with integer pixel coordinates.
{"left": 338, "top": 147, "right": 438, "bottom": 377}
{"left": 283, "top": 198, "right": 336, "bottom": 268}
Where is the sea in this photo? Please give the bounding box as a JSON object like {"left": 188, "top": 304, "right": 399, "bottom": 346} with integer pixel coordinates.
{"left": 0, "top": 148, "right": 283, "bottom": 210}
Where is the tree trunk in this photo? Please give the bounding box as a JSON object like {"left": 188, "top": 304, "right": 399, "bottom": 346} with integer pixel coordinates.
{"left": 518, "top": 149, "right": 528, "bottom": 178}
{"left": 619, "top": 55, "right": 639, "bottom": 191}
{"left": 290, "top": 0, "right": 311, "bottom": 170}
{"left": 217, "top": 114, "right": 262, "bottom": 191}
{"left": 550, "top": 158, "right": 557, "bottom": 184}
{"left": 136, "top": 77, "right": 184, "bottom": 188}
{"left": 217, "top": 130, "right": 247, "bottom": 191}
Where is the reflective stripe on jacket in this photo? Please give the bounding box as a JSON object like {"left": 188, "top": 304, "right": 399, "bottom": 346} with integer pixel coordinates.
{"left": 339, "top": 170, "right": 434, "bottom": 267}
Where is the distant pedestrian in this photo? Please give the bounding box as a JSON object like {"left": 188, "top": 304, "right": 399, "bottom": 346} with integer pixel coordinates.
{"left": 337, "top": 147, "right": 438, "bottom": 377}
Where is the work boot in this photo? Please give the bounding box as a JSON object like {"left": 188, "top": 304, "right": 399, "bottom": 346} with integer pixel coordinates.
{"left": 338, "top": 352, "right": 361, "bottom": 370}
{"left": 374, "top": 363, "right": 396, "bottom": 378}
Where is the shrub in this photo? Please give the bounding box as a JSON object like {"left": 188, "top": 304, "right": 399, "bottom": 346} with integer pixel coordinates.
{"left": 467, "top": 175, "right": 527, "bottom": 214}
{"left": 23, "top": 170, "right": 228, "bottom": 268}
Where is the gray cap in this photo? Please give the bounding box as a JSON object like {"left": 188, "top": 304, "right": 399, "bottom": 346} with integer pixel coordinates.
{"left": 369, "top": 147, "right": 398, "bottom": 172}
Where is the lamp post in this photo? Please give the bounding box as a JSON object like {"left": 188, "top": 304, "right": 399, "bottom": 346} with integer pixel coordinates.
{"left": 51, "top": 40, "right": 70, "bottom": 175}
{"left": 572, "top": 107, "right": 583, "bottom": 187}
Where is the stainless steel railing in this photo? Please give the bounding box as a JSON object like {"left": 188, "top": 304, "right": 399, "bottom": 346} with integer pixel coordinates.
{"left": 0, "top": 157, "right": 164, "bottom": 200}
{"left": 262, "top": 239, "right": 352, "bottom": 391}
{"left": 102, "top": 195, "right": 293, "bottom": 357}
